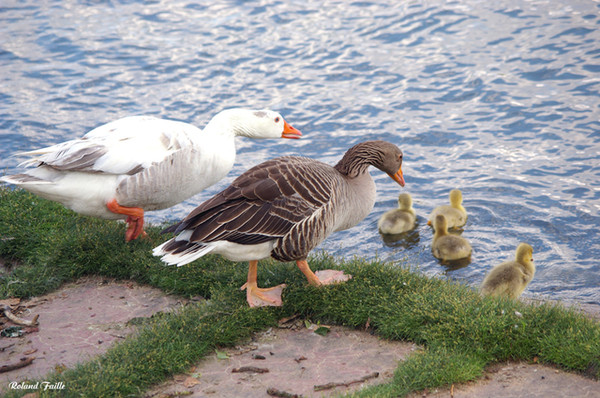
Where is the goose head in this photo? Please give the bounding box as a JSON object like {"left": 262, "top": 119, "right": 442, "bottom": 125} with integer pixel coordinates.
{"left": 206, "top": 108, "right": 302, "bottom": 139}
{"left": 434, "top": 214, "right": 449, "bottom": 235}
{"left": 449, "top": 189, "right": 463, "bottom": 208}
{"left": 398, "top": 193, "right": 412, "bottom": 210}
{"left": 373, "top": 141, "right": 405, "bottom": 186}
{"left": 335, "top": 140, "right": 405, "bottom": 186}
{"left": 515, "top": 242, "right": 534, "bottom": 265}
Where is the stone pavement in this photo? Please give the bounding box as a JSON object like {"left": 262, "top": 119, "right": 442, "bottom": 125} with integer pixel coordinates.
{"left": 0, "top": 277, "right": 599, "bottom": 397}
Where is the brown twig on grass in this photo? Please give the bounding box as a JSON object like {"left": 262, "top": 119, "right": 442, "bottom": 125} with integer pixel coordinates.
{"left": 267, "top": 387, "right": 303, "bottom": 397}
{"left": 231, "top": 366, "right": 269, "bottom": 374}
{"left": 1, "top": 305, "right": 39, "bottom": 326}
{"left": 0, "top": 357, "right": 35, "bottom": 373}
{"left": 314, "top": 371, "right": 379, "bottom": 391}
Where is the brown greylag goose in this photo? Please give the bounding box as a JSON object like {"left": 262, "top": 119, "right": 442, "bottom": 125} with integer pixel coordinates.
{"left": 378, "top": 193, "right": 416, "bottom": 235}
{"left": 427, "top": 189, "right": 467, "bottom": 229}
{"left": 480, "top": 243, "right": 535, "bottom": 299}
{"left": 431, "top": 214, "right": 472, "bottom": 261}
{"left": 1, "top": 109, "right": 301, "bottom": 241}
{"left": 153, "top": 140, "right": 405, "bottom": 307}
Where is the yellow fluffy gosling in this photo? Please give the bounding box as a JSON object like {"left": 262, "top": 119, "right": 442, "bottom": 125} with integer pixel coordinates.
{"left": 480, "top": 243, "right": 535, "bottom": 299}
{"left": 427, "top": 189, "right": 467, "bottom": 229}
{"left": 431, "top": 214, "right": 472, "bottom": 261}
{"left": 378, "top": 193, "right": 416, "bottom": 234}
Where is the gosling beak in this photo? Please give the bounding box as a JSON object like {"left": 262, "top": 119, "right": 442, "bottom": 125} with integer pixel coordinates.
{"left": 282, "top": 121, "right": 302, "bottom": 139}
{"left": 388, "top": 166, "right": 405, "bottom": 187}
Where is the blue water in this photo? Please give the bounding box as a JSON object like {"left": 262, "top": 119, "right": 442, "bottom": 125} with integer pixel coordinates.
{"left": 1, "top": 1, "right": 599, "bottom": 304}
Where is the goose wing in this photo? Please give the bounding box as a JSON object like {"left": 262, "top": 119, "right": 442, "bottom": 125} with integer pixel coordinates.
{"left": 165, "top": 156, "right": 335, "bottom": 246}
{"left": 17, "top": 116, "right": 198, "bottom": 176}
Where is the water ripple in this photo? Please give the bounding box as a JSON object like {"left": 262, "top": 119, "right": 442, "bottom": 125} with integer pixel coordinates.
{"left": 0, "top": 0, "right": 599, "bottom": 304}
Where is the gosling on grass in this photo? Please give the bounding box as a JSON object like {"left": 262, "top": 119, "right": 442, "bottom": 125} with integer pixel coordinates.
{"left": 428, "top": 189, "right": 467, "bottom": 229}
{"left": 431, "top": 214, "right": 472, "bottom": 261}
{"left": 378, "top": 193, "right": 416, "bottom": 235}
{"left": 480, "top": 243, "right": 535, "bottom": 299}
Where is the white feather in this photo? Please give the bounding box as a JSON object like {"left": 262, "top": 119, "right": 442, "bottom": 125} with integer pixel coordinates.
{"left": 1, "top": 109, "right": 296, "bottom": 220}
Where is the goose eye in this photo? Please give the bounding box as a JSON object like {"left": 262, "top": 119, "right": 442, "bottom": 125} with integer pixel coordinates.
{"left": 274, "top": 117, "right": 280, "bottom": 123}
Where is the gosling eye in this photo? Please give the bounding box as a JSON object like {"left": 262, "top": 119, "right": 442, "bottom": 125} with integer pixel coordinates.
{"left": 274, "top": 117, "right": 280, "bottom": 123}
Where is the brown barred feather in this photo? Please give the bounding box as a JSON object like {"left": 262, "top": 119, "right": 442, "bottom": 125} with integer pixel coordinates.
{"left": 159, "top": 141, "right": 404, "bottom": 262}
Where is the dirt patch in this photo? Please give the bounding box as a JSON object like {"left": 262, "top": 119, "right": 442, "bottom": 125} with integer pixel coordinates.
{"left": 0, "top": 277, "right": 186, "bottom": 391}
{"left": 1, "top": 278, "right": 599, "bottom": 397}
{"left": 145, "top": 320, "right": 417, "bottom": 398}
{"left": 411, "top": 362, "right": 600, "bottom": 398}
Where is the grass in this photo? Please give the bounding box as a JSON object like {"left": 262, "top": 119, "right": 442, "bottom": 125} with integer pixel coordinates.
{"left": 1, "top": 186, "right": 599, "bottom": 397}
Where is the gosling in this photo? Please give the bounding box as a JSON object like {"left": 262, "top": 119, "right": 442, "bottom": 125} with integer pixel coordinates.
{"left": 378, "top": 193, "right": 416, "bottom": 235}
{"left": 428, "top": 189, "right": 467, "bottom": 229}
{"left": 431, "top": 214, "right": 472, "bottom": 261}
{"left": 480, "top": 243, "right": 535, "bottom": 299}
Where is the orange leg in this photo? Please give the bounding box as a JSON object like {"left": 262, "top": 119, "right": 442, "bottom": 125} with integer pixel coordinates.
{"left": 295, "top": 259, "right": 322, "bottom": 286}
{"left": 296, "top": 259, "right": 352, "bottom": 285}
{"left": 240, "top": 260, "right": 286, "bottom": 307}
{"left": 106, "top": 199, "right": 147, "bottom": 242}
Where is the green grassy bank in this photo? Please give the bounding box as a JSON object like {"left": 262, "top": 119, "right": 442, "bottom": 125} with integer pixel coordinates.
{"left": 1, "top": 187, "right": 599, "bottom": 397}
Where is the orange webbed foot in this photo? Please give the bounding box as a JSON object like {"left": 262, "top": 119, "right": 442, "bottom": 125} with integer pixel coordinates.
{"left": 240, "top": 282, "right": 287, "bottom": 307}
{"left": 124, "top": 215, "right": 147, "bottom": 242}
{"left": 296, "top": 260, "right": 352, "bottom": 286}
{"left": 107, "top": 199, "right": 146, "bottom": 242}
{"left": 314, "top": 270, "right": 352, "bottom": 285}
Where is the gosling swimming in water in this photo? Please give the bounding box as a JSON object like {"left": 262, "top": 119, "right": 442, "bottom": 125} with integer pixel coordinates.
{"left": 480, "top": 243, "right": 535, "bottom": 299}
{"left": 428, "top": 189, "right": 467, "bottom": 230}
{"left": 431, "top": 214, "right": 472, "bottom": 261}
{"left": 378, "top": 193, "right": 416, "bottom": 235}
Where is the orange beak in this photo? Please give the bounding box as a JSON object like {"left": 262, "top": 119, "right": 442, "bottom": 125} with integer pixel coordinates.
{"left": 282, "top": 120, "right": 302, "bottom": 139}
{"left": 388, "top": 166, "right": 405, "bottom": 187}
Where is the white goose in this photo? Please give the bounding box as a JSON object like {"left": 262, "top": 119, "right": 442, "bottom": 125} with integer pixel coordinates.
{"left": 154, "top": 140, "right": 405, "bottom": 308}
{"left": 1, "top": 109, "right": 301, "bottom": 241}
